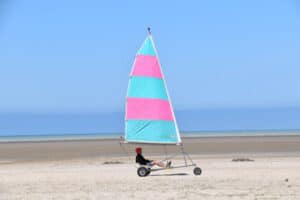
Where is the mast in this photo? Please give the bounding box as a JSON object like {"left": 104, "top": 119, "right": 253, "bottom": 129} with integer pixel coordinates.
{"left": 147, "top": 27, "right": 151, "bottom": 35}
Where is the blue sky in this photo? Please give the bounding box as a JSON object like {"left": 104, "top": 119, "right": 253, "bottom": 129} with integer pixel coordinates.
{"left": 1, "top": 0, "right": 300, "bottom": 114}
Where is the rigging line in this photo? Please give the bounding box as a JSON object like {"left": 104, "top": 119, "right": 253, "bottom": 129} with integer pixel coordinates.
{"left": 180, "top": 144, "right": 188, "bottom": 167}
{"left": 179, "top": 144, "right": 195, "bottom": 164}
{"left": 119, "top": 141, "right": 130, "bottom": 160}
{"left": 119, "top": 142, "right": 136, "bottom": 167}
{"left": 184, "top": 151, "right": 196, "bottom": 165}
{"left": 163, "top": 144, "right": 168, "bottom": 162}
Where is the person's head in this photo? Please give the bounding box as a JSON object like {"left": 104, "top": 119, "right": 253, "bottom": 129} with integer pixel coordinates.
{"left": 135, "top": 147, "right": 142, "bottom": 154}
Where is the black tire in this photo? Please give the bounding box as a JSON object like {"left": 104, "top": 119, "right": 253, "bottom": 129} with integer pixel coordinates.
{"left": 137, "top": 167, "right": 150, "bottom": 177}
{"left": 193, "top": 167, "right": 202, "bottom": 176}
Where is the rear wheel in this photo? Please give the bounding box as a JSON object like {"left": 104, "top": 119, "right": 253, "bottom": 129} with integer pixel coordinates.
{"left": 137, "top": 167, "right": 150, "bottom": 177}
{"left": 193, "top": 167, "right": 202, "bottom": 176}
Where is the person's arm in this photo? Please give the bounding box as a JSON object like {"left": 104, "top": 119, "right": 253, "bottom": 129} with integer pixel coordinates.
{"left": 136, "top": 154, "right": 151, "bottom": 164}
{"left": 141, "top": 154, "right": 152, "bottom": 163}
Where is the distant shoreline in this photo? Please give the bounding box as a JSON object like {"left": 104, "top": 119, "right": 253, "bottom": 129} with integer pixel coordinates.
{"left": 1, "top": 129, "right": 300, "bottom": 143}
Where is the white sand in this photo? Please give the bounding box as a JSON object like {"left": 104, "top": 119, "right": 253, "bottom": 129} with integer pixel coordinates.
{"left": 1, "top": 155, "right": 299, "bottom": 200}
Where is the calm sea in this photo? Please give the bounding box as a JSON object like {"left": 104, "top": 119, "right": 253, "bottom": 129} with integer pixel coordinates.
{"left": 1, "top": 108, "right": 300, "bottom": 141}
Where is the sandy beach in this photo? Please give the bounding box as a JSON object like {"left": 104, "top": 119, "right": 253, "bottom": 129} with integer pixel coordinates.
{"left": 1, "top": 135, "right": 300, "bottom": 199}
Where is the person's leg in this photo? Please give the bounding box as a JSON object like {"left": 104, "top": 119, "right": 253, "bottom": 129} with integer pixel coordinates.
{"left": 152, "top": 161, "right": 166, "bottom": 168}
{"left": 151, "top": 161, "right": 171, "bottom": 168}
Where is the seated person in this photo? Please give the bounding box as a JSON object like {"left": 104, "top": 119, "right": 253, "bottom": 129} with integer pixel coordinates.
{"left": 135, "top": 147, "right": 171, "bottom": 168}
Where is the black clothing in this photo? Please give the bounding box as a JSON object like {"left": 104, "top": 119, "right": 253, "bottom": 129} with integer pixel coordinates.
{"left": 136, "top": 154, "right": 152, "bottom": 165}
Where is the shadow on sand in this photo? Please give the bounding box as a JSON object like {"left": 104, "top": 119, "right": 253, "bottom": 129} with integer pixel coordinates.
{"left": 150, "top": 173, "right": 189, "bottom": 176}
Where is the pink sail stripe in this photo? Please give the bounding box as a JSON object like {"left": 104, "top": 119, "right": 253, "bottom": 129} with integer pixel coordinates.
{"left": 126, "top": 98, "right": 174, "bottom": 120}
{"left": 131, "top": 55, "right": 163, "bottom": 78}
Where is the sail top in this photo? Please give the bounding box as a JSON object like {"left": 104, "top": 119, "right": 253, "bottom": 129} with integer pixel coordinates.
{"left": 125, "top": 31, "right": 181, "bottom": 144}
{"left": 137, "top": 37, "right": 156, "bottom": 56}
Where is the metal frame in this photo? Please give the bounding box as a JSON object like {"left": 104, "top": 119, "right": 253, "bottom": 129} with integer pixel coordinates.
{"left": 119, "top": 139, "right": 198, "bottom": 173}
{"left": 121, "top": 28, "right": 200, "bottom": 176}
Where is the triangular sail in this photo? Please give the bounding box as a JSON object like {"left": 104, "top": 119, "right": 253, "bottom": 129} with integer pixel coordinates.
{"left": 125, "top": 32, "right": 181, "bottom": 144}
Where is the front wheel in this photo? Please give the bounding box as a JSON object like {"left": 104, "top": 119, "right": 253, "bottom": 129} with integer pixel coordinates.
{"left": 193, "top": 167, "right": 202, "bottom": 176}
{"left": 137, "top": 167, "right": 150, "bottom": 177}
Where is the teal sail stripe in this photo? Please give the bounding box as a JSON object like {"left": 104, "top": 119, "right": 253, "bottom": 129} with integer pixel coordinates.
{"left": 137, "top": 37, "right": 156, "bottom": 56}
{"left": 127, "top": 76, "right": 168, "bottom": 99}
{"left": 125, "top": 120, "right": 179, "bottom": 143}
